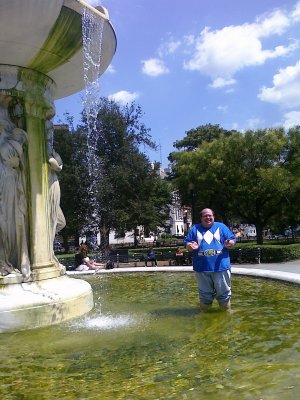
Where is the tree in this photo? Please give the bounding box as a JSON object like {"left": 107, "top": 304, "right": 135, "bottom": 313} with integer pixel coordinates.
{"left": 170, "top": 127, "right": 300, "bottom": 244}
{"left": 172, "top": 123, "right": 234, "bottom": 152}
{"left": 228, "top": 128, "right": 294, "bottom": 243}
{"left": 79, "top": 97, "right": 171, "bottom": 252}
{"left": 269, "top": 126, "right": 300, "bottom": 239}
{"left": 53, "top": 126, "right": 90, "bottom": 251}
{"left": 123, "top": 158, "right": 172, "bottom": 245}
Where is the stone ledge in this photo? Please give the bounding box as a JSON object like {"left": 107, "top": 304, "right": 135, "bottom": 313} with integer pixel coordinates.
{"left": 117, "top": 260, "right": 171, "bottom": 268}
{"left": 0, "top": 276, "right": 93, "bottom": 333}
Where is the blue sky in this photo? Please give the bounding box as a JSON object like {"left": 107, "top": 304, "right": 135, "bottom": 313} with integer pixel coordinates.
{"left": 55, "top": 0, "right": 300, "bottom": 168}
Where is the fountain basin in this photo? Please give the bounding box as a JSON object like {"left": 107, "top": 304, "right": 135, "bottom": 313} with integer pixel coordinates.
{"left": 0, "top": 0, "right": 116, "bottom": 98}
{"left": 0, "top": 276, "right": 93, "bottom": 332}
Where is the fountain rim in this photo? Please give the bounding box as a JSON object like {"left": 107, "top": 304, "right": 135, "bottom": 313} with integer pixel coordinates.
{"left": 66, "top": 265, "right": 300, "bottom": 286}
{"left": 57, "top": 0, "right": 118, "bottom": 99}
{"left": 0, "top": 0, "right": 118, "bottom": 100}
{"left": 76, "top": 0, "right": 109, "bottom": 20}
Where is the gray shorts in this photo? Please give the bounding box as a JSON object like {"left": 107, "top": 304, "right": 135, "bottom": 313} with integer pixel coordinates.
{"left": 195, "top": 270, "right": 231, "bottom": 305}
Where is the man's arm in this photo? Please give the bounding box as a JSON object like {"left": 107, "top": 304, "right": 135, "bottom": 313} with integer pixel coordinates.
{"left": 223, "top": 224, "right": 236, "bottom": 249}
{"left": 184, "top": 226, "right": 199, "bottom": 251}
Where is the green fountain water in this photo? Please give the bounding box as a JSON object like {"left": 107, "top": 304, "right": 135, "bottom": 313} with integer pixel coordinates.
{"left": 1, "top": 273, "right": 300, "bottom": 399}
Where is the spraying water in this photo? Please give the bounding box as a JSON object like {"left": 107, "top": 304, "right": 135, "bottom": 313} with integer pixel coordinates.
{"left": 77, "top": 314, "right": 138, "bottom": 330}
{"left": 81, "top": 6, "right": 105, "bottom": 226}
{"left": 82, "top": 5, "right": 104, "bottom": 122}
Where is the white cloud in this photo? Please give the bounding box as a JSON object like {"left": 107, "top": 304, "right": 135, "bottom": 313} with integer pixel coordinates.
{"left": 158, "top": 38, "right": 181, "bottom": 57}
{"left": 258, "top": 60, "right": 300, "bottom": 108}
{"left": 183, "top": 6, "right": 299, "bottom": 83}
{"left": 225, "top": 87, "right": 235, "bottom": 94}
{"left": 231, "top": 122, "right": 239, "bottom": 130}
{"left": 184, "top": 35, "right": 196, "bottom": 46}
{"left": 108, "top": 90, "right": 139, "bottom": 105}
{"left": 282, "top": 110, "right": 300, "bottom": 128}
{"left": 229, "top": 118, "right": 266, "bottom": 132}
{"left": 255, "top": 9, "right": 290, "bottom": 36}
{"left": 217, "top": 105, "right": 228, "bottom": 112}
{"left": 246, "top": 118, "right": 265, "bottom": 130}
{"left": 209, "top": 77, "right": 236, "bottom": 89}
{"left": 291, "top": 1, "right": 300, "bottom": 21}
{"left": 141, "top": 58, "right": 170, "bottom": 76}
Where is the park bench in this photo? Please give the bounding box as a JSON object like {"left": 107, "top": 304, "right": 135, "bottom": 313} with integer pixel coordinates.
{"left": 168, "top": 251, "right": 193, "bottom": 266}
{"left": 130, "top": 251, "right": 163, "bottom": 266}
{"left": 168, "top": 248, "right": 261, "bottom": 265}
{"left": 95, "top": 249, "right": 130, "bottom": 267}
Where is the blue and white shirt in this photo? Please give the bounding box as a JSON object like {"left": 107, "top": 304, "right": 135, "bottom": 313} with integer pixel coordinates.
{"left": 184, "top": 222, "right": 236, "bottom": 272}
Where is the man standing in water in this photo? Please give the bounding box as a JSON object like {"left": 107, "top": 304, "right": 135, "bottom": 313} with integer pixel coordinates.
{"left": 184, "top": 208, "right": 236, "bottom": 310}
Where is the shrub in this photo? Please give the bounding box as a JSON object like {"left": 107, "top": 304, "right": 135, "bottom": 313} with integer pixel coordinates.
{"left": 230, "top": 243, "right": 300, "bottom": 263}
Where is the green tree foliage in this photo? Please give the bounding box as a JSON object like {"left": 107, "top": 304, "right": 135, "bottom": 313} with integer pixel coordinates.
{"left": 269, "top": 126, "right": 300, "bottom": 237}
{"left": 123, "top": 159, "right": 172, "bottom": 245}
{"left": 53, "top": 126, "right": 89, "bottom": 250}
{"left": 170, "top": 126, "right": 300, "bottom": 244}
{"left": 79, "top": 98, "right": 172, "bottom": 251}
{"left": 172, "top": 123, "right": 234, "bottom": 152}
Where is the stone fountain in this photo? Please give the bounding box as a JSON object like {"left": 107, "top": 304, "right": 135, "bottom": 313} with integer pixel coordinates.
{"left": 0, "top": 0, "right": 116, "bottom": 332}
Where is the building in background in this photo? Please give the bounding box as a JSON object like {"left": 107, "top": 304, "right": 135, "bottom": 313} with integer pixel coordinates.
{"left": 165, "top": 190, "right": 192, "bottom": 238}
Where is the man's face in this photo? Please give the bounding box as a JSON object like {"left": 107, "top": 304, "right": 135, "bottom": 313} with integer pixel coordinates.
{"left": 201, "top": 209, "right": 214, "bottom": 228}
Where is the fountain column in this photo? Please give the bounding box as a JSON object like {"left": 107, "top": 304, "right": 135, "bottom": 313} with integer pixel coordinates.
{"left": 22, "top": 68, "right": 64, "bottom": 280}
{"left": 0, "top": 0, "right": 116, "bottom": 331}
{"left": 0, "top": 66, "right": 64, "bottom": 283}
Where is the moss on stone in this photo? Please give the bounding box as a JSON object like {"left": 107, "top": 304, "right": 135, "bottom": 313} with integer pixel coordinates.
{"left": 27, "top": 6, "right": 82, "bottom": 73}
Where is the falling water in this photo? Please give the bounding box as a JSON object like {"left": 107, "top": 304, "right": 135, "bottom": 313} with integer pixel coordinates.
{"left": 81, "top": 6, "right": 104, "bottom": 225}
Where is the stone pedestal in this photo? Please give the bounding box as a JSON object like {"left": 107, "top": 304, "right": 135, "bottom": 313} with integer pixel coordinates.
{"left": 0, "top": 276, "right": 94, "bottom": 333}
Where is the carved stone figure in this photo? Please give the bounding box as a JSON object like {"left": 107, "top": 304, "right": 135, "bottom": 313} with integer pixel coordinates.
{"left": 46, "top": 120, "right": 66, "bottom": 247}
{"left": 0, "top": 115, "right": 30, "bottom": 278}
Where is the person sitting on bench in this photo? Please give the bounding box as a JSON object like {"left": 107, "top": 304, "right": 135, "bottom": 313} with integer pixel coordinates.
{"left": 175, "top": 247, "right": 185, "bottom": 265}
{"left": 75, "top": 245, "right": 114, "bottom": 271}
{"left": 144, "top": 248, "right": 157, "bottom": 267}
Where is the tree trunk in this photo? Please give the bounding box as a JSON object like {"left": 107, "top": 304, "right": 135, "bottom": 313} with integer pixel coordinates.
{"left": 255, "top": 223, "right": 264, "bottom": 245}
{"left": 99, "top": 224, "right": 110, "bottom": 254}
{"left": 61, "top": 232, "right": 69, "bottom": 253}
{"left": 291, "top": 227, "right": 295, "bottom": 243}
{"left": 134, "top": 228, "right": 139, "bottom": 247}
{"left": 74, "top": 233, "right": 80, "bottom": 248}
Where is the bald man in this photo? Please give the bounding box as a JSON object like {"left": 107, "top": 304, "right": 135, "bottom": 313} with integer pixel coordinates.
{"left": 184, "top": 208, "right": 236, "bottom": 310}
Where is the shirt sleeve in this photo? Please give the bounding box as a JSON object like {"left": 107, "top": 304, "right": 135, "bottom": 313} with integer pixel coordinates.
{"left": 222, "top": 223, "right": 236, "bottom": 242}
{"left": 184, "top": 225, "right": 197, "bottom": 246}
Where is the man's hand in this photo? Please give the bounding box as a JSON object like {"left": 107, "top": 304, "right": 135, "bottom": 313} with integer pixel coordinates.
{"left": 186, "top": 241, "right": 199, "bottom": 251}
{"left": 224, "top": 239, "right": 235, "bottom": 249}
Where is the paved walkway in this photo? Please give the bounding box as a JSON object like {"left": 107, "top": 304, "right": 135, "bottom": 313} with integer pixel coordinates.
{"left": 233, "top": 259, "right": 300, "bottom": 273}
{"left": 231, "top": 260, "right": 300, "bottom": 284}
{"left": 67, "top": 259, "right": 300, "bottom": 285}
